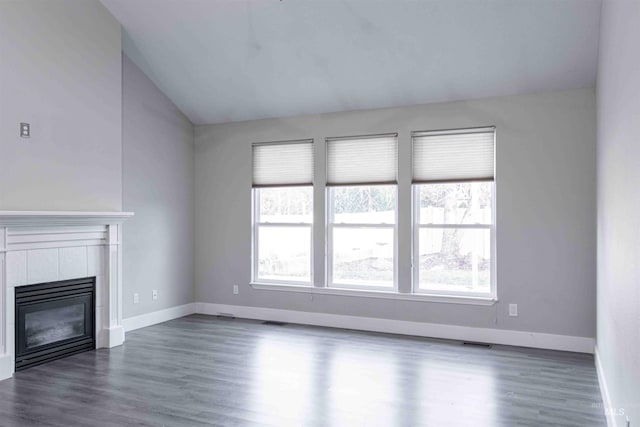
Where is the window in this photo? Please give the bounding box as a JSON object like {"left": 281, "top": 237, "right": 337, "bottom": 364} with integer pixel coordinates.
{"left": 252, "top": 140, "right": 313, "bottom": 285}
{"left": 249, "top": 127, "right": 497, "bottom": 303}
{"left": 326, "top": 134, "right": 398, "bottom": 289}
{"left": 412, "top": 128, "right": 495, "bottom": 297}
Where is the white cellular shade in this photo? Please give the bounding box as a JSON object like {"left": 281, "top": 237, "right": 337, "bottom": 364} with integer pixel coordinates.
{"left": 252, "top": 140, "right": 314, "bottom": 187}
{"left": 326, "top": 134, "right": 398, "bottom": 185}
{"left": 412, "top": 128, "right": 495, "bottom": 183}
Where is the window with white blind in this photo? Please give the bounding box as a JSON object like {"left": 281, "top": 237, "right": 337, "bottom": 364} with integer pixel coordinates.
{"left": 412, "top": 127, "right": 495, "bottom": 297}
{"left": 252, "top": 140, "right": 314, "bottom": 285}
{"left": 326, "top": 134, "right": 398, "bottom": 289}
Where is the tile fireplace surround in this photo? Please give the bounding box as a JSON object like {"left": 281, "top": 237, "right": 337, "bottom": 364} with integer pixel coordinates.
{"left": 0, "top": 211, "right": 134, "bottom": 381}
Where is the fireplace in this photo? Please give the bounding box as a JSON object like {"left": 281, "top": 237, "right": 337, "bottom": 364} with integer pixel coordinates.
{"left": 15, "top": 277, "right": 96, "bottom": 371}
{"left": 0, "top": 211, "right": 133, "bottom": 381}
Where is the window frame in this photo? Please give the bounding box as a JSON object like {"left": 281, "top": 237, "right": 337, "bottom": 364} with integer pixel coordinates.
{"left": 248, "top": 127, "right": 498, "bottom": 305}
{"left": 326, "top": 184, "right": 399, "bottom": 292}
{"left": 411, "top": 182, "right": 496, "bottom": 299}
{"left": 251, "top": 186, "right": 314, "bottom": 287}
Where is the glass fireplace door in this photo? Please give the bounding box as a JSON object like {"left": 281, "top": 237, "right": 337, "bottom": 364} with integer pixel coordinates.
{"left": 15, "top": 278, "right": 95, "bottom": 371}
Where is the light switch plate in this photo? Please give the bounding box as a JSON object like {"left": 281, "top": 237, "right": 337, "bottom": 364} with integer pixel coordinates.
{"left": 152, "top": 289, "right": 158, "bottom": 300}
{"left": 509, "top": 304, "right": 518, "bottom": 317}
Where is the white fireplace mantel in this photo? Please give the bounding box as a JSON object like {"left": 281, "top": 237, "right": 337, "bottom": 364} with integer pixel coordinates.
{"left": 0, "top": 211, "right": 134, "bottom": 228}
{"left": 0, "top": 211, "right": 134, "bottom": 381}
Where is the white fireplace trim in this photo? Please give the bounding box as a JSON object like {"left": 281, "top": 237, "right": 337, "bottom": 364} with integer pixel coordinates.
{"left": 0, "top": 211, "right": 134, "bottom": 381}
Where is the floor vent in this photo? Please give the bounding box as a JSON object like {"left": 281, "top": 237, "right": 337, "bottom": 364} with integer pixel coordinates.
{"left": 462, "top": 341, "right": 493, "bottom": 349}
{"left": 262, "top": 321, "right": 287, "bottom": 326}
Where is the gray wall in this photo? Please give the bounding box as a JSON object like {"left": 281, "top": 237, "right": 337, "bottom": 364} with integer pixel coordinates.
{"left": 122, "top": 54, "right": 195, "bottom": 319}
{"left": 195, "top": 87, "right": 597, "bottom": 338}
{"left": 0, "top": 0, "right": 122, "bottom": 211}
{"left": 0, "top": 0, "right": 195, "bottom": 319}
{"left": 596, "top": 0, "right": 640, "bottom": 424}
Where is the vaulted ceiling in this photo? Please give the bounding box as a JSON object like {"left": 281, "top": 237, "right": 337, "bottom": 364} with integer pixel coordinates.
{"left": 101, "top": 0, "right": 601, "bottom": 125}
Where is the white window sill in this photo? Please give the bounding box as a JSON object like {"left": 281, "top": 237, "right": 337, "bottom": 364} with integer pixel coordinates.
{"left": 249, "top": 283, "right": 497, "bottom": 306}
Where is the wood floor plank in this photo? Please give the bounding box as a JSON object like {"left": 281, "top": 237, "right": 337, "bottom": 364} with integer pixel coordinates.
{"left": 0, "top": 314, "right": 606, "bottom": 426}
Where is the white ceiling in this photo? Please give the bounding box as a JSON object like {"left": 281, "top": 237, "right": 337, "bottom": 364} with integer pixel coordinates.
{"left": 101, "top": 0, "right": 601, "bottom": 125}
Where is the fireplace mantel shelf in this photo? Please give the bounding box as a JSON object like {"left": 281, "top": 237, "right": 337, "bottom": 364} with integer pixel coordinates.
{"left": 0, "top": 211, "right": 134, "bottom": 227}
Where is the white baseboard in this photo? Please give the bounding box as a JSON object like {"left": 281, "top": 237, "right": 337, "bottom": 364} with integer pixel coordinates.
{"left": 123, "top": 303, "right": 197, "bottom": 332}
{"left": 0, "top": 354, "right": 11, "bottom": 381}
{"left": 195, "top": 303, "right": 594, "bottom": 354}
{"left": 595, "top": 345, "right": 617, "bottom": 427}
{"left": 119, "top": 302, "right": 594, "bottom": 353}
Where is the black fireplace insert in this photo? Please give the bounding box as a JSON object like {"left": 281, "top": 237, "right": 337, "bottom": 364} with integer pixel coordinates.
{"left": 15, "top": 277, "right": 95, "bottom": 371}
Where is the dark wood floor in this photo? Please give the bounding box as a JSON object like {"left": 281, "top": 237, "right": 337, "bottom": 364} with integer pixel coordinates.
{"left": 0, "top": 315, "right": 605, "bottom": 426}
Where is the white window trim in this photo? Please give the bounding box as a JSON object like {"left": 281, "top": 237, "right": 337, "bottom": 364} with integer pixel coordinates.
{"left": 249, "top": 282, "right": 497, "bottom": 306}
{"left": 411, "top": 183, "right": 496, "bottom": 299}
{"left": 251, "top": 187, "right": 314, "bottom": 286}
{"left": 326, "top": 185, "right": 399, "bottom": 292}
{"left": 249, "top": 127, "right": 498, "bottom": 305}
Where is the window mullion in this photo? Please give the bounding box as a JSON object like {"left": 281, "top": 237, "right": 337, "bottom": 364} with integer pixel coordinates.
{"left": 257, "top": 222, "right": 312, "bottom": 227}
{"left": 418, "top": 223, "right": 492, "bottom": 229}
{"left": 252, "top": 189, "right": 259, "bottom": 282}
{"left": 313, "top": 137, "right": 326, "bottom": 288}
{"left": 330, "top": 223, "right": 396, "bottom": 229}
{"left": 396, "top": 131, "right": 412, "bottom": 294}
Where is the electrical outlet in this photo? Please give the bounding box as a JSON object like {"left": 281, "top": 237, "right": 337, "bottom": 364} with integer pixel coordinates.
{"left": 133, "top": 293, "right": 139, "bottom": 304}
{"left": 152, "top": 289, "right": 158, "bottom": 300}
{"left": 233, "top": 285, "right": 239, "bottom": 295}
{"left": 509, "top": 304, "right": 518, "bottom": 317}
{"left": 20, "top": 123, "right": 30, "bottom": 138}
